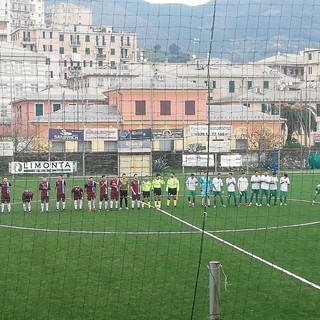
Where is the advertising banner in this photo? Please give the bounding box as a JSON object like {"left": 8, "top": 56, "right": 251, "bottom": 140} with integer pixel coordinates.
{"left": 189, "top": 125, "right": 232, "bottom": 137}
{"left": 0, "top": 141, "right": 14, "bottom": 157}
{"left": 220, "top": 155, "right": 242, "bottom": 167}
{"left": 9, "top": 161, "right": 77, "bottom": 174}
{"left": 118, "top": 140, "right": 152, "bottom": 153}
{"left": 209, "top": 140, "right": 231, "bottom": 153}
{"left": 49, "top": 129, "right": 84, "bottom": 141}
{"left": 85, "top": 128, "right": 118, "bottom": 141}
{"left": 119, "top": 129, "right": 151, "bottom": 140}
{"left": 182, "top": 154, "right": 215, "bottom": 167}
{"left": 151, "top": 129, "right": 183, "bottom": 140}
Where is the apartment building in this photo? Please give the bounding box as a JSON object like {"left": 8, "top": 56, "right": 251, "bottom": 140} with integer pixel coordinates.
{"left": 46, "top": 3, "right": 92, "bottom": 26}
{"left": 0, "top": 0, "right": 44, "bottom": 41}
{"left": 11, "top": 24, "right": 138, "bottom": 84}
{"left": 304, "top": 48, "right": 320, "bottom": 82}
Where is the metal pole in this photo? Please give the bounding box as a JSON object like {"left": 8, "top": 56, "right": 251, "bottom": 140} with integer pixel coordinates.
{"left": 209, "top": 261, "right": 221, "bottom": 320}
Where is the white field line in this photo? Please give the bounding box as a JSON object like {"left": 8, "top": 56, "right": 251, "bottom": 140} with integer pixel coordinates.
{"left": 156, "top": 207, "right": 320, "bottom": 291}
{"left": 1, "top": 202, "right": 320, "bottom": 289}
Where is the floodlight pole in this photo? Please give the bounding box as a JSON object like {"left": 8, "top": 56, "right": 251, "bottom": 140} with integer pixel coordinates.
{"left": 209, "top": 261, "right": 221, "bottom": 320}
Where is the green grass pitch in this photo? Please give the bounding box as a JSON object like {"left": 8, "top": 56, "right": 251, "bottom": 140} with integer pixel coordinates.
{"left": 0, "top": 172, "right": 319, "bottom": 319}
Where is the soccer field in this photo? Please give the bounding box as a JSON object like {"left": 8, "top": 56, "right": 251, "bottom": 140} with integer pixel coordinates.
{"left": 0, "top": 172, "right": 319, "bottom": 319}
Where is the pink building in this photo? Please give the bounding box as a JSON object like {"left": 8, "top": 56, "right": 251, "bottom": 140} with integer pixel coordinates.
{"left": 12, "top": 87, "right": 105, "bottom": 137}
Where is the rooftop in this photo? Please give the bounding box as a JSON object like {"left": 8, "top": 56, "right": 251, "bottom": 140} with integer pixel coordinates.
{"left": 30, "top": 104, "right": 121, "bottom": 123}
{"left": 209, "top": 105, "right": 284, "bottom": 122}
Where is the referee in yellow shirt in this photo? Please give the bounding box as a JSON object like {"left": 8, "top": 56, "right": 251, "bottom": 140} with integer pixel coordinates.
{"left": 166, "top": 172, "right": 180, "bottom": 207}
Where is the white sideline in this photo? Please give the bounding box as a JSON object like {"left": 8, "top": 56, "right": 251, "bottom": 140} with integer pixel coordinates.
{"left": 157, "top": 207, "right": 320, "bottom": 291}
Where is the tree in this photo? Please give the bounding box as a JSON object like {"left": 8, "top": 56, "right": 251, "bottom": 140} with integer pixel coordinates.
{"left": 153, "top": 44, "right": 161, "bottom": 52}
{"left": 278, "top": 103, "right": 317, "bottom": 144}
{"left": 248, "top": 126, "right": 283, "bottom": 169}
{"left": 168, "top": 43, "right": 180, "bottom": 55}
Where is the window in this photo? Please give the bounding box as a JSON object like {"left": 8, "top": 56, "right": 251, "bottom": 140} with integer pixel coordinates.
{"left": 45, "top": 58, "right": 50, "bottom": 65}
{"left": 72, "top": 47, "right": 77, "bottom": 53}
{"left": 110, "top": 48, "right": 115, "bottom": 55}
{"left": 0, "top": 84, "right": 8, "bottom": 97}
{"left": 59, "top": 34, "right": 64, "bottom": 41}
{"left": 97, "top": 78, "right": 104, "bottom": 87}
{"left": 308, "top": 67, "right": 313, "bottom": 75}
{"left": 135, "top": 101, "right": 146, "bottom": 115}
{"left": 263, "top": 81, "right": 269, "bottom": 89}
{"left": 236, "top": 139, "right": 248, "bottom": 149}
{"left": 247, "top": 81, "right": 253, "bottom": 89}
{"left": 185, "top": 100, "right": 195, "bottom": 115}
{"left": 316, "top": 104, "right": 320, "bottom": 117}
{"left": 0, "top": 106, "right": 8, "bottom": 117}
{"left": 212, "top": 81, "right": 216, "bottom": 89}
{"left": 104, "top": 141, "right": 117, "bottom": 152}
{"left": 53, "top": 103, "right": 61, "bottom": 112}
{"left": 308, "top": 53, "right": 312, "bottom": 60}
{"left": 51, "top": 141, "right": 65, "bottom": 152}
{"left": 98, "top": 61, "right": 103, "bottom": 67}
{"left": 85, "top": 48, "right": 90, "bottom": 54}
{"left": 15, "top": 84, "right": 23, "bottom": 96}
{"left": 31, "top": 84, "right": 38, "bottom": 93}
{"left": 35, "top": 103, "right": 43, "bottom": 116}
{"left": 160, "top": 101, "right": 171, "bottom": 115}
{"left": 110, "top": 35, "right": 115, "bottom": 43}
{"left": 59, "top": 47, "right": 64, "bottom": 54}
{"left": 78, "top": 141, "right": 92, "bottom": 152}
{"left": 85, "top": 35, "right": 90, "bottom": 42}
{"left": 229, "top": 81, "right": 235, "bottom": 93}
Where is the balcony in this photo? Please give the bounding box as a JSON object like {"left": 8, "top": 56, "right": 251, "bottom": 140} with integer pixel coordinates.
{"left": 95, "top": 41, "right": 106, "bottom": 47}
{"left": 121, "top": 55, "right": 132, "bottom": 62}
{"left": 121, "top": 42, "right": 131, "bottom": 48}
{"left": 21, "top": 37, "right": 35, "bottom": 44}
{"left": 96, "top": 53, "right": 106, "bottom": 60}
{"left": 70, "top": 40, "right": 81, "bottom": 46}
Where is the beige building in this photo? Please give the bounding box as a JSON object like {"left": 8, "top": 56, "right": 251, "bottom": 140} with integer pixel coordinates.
{"left": 0, "top": 0, "right": 44, "bottom": 42}
{"left": 304, "top": 48, "right": 320, "bottom": 82}
{"left": 46, "top": 3, "right": 92, "bottom": 26}
{"left": 11, "top": 24, "right": 138, "bottom": 84}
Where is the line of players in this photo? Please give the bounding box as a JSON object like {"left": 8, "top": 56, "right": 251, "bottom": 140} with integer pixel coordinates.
{"left": 0, "top": 173, "right": 180, "bottom": 213}
{"left": 185, "top": 171, "right": 291, "bottom": 208}
{"left": 0, "top": 171, "right": 292, "bottom": 213}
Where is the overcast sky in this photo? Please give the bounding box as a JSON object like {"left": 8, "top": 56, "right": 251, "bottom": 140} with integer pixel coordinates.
{"left": 144, "top": 0, "right": 211, "bottom": 6}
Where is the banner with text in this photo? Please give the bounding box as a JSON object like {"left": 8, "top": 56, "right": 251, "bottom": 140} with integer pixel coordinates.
{"left": 9, "top": 161, "right": 77, "bottom": 174}
{"left": 189, "top": 125, "right": 232, "bottom": 137}
{"left": 119, "top": 129, "right": 151, "bottom": 140}
{"left": 182, "top": 154, "right": 215, "bottom": 167}
{"left": 118, "top": 140, "right": 152, "bottom": 153}
{"left": 151, "top": 129, "right": 183, "bottom": 140}
{"left": 49, "top": 129, "right": 84, "bottom": 141}
{"left": 85, "top": 128, "right": 118, "bottom": 141}
{"left": 0, "top": 141, "right": 14, "bottom": 157}
{"left": 220, "top": 155, "right": 242, "bottom": 167}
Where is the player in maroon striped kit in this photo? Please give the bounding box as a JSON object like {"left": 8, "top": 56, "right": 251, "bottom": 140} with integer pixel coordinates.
{"left": 39, "top": 177, "right": 51, "bottom": 212}
{"left": 22, "top": 190, "right": 34, "bottom": 213}
{"left": 99, "top": 175, "right": 109, "bottom": 211}
{"left": 1, "top": 177, "right": 12, "bottom": 214}
{"left": 84, "top": 177, "right": 97, "bottom": 212}
{"left": 109, "top": 174, "right": 120, "bottom": 210}
{"left": 71, "top": 185, "right": 84, "bottom": 210}
{"left": 55, "top": 175, "right": 67, "bottom": 211}
{"left": 130, "top": 174, "right": 141, "bottom": 210}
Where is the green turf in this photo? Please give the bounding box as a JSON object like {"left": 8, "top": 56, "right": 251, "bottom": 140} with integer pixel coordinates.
{"left": 0, "top": 172, "right": 319, "bottom": 319}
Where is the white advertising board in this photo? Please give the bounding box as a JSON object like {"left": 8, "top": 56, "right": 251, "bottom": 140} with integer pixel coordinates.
{"left": 220, "top": 155, "right": 242, "bottom": 167}
{"left": 84, "top": 128, "right": 118, "bottom": 141}
{"left": 118, "top": 140, "right": 152, "bottom": 153}
{"left": 0, "top": 141, "right": 14, "bottom": 157}
{"left": 9, "top": 161, "right": 77, "bottom": 174}
{"left": 182, "top": 154, "right": 215, "bottom": 167}
{"left": 189, "top": 125, "right": 232, "bottom": 137}
{"left": 208, "top": 140, "right": 231, "bottom": 153}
